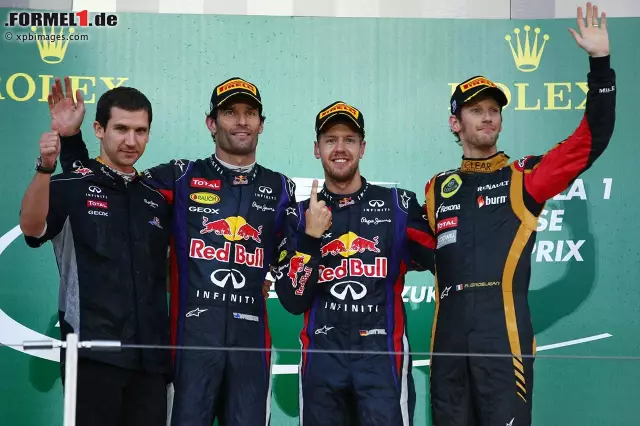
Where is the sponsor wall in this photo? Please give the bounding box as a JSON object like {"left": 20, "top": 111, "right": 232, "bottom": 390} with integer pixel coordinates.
{"left": 0, "top": 9, "right": 639, "bottom": 425}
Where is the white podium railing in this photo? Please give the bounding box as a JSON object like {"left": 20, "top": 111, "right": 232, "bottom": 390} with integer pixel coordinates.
{"left": 22, "top": 334, "right": 122, "bottom": 426}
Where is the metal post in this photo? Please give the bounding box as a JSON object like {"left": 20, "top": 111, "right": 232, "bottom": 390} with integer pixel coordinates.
{"left": 63, "top": 333, "right": 79, "bottom": 426}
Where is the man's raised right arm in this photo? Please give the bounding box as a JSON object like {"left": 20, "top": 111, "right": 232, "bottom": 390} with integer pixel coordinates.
{"left": 20, "top": 130, "right": 67, "bottom": 246}
{"left": 274, "top": 180, "right": 331, "bottom": 315}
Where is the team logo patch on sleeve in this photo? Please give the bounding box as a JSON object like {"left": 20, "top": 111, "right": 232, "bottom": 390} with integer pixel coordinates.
{"left": 514, "top": 156, "right": 532, "bottom": 172}
{"left": 441, "top": 174, "right": 462, "bottom": 198}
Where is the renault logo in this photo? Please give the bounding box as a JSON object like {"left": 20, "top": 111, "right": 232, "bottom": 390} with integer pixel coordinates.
{"left": 210, "top": 269, "right": 246, "bottom": 289}
{"left": 330, "top": 281, "right": 367, "bottom": 301}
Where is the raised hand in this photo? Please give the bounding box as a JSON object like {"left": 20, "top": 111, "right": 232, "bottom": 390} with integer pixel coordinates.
{"left": 39, "top": 121, "right": 61, "bottom": 169}
{"left": 48, "top": 76, "right": 85, "bottom": 137}
{"left": 305, "top": 180, "right": 332, "bottom": 238}
{"left": 569, "top": 2, "right": 610, "bottom": 57}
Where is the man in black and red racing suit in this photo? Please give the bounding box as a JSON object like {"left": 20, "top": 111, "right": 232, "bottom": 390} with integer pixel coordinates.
{"left": 273, "top": 101, "right": 436, "bottom": 426}
{"left": 424, "top": 7, "right": 616, "bottom": 425}
{"left": 60, "top": 77, "right": 296, "bottom": 426}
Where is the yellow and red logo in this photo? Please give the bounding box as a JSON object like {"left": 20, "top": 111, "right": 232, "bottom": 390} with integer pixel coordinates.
{"left": 190, "top": 192, "right": 220, "bottom": 205}
{"left": 319, "top": 102, "right": 360, "bottom": 120}
{"left": 199, "top": 216, "right": 262, "bottom": 243}
{"left": 287, "top": 251, "right": 313, "bottom": 295}
{"left": 217, "top": 79, "right": 257, "bottom": 96}
{"left": 320, "top": 232, "right": 380, "bottom": 258}
{"left": 460, "top": 77, "right": 498, "bottom": 93}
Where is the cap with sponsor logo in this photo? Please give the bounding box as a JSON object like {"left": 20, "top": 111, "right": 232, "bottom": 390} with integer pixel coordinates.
{"left": 450, "top": 76, "right": 508, "bottom": 115}
{"left": 210, "top": 77, "right": 262, "bottom": 114}
{"left": 315, "top": 101, "right": 365, "bottom": 137}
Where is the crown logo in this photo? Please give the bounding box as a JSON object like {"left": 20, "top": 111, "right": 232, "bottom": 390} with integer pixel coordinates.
{"left": 31, "top": 26, "right": 75, "bottom": 64}
{"left": 505, "top": 25, "right": 550, "bottom": 72}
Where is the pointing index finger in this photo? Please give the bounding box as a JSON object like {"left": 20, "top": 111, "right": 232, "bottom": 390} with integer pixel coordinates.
{"left": 310, "top": 179, "right": 318, "bottom": 205}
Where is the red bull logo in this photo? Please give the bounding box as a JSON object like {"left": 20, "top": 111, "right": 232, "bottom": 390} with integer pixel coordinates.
{"left": 350, "top": 236, "right": 380, "bottom": 253}
{"left": 321, "top": 239, "right": 347, "bottom": 257}
{"left": 236, "top": 223, "right": 262, "bottom": 243}
{"left": 320, "top": 232, "right": 381, "bottom": 258}
{"left": 200, "top": 216, "right": 262, "bottom": 243}
{"left": 201, "top": 217, "right": 232, "bottom": 236}
{"left": 286, "top": 251, "right": 312, "bottom": 295}
{"left": 338, "top": 197, "right": 354, "bottom": 208}
{"left": 73, "top": 167, "right": 92, "bottom": 176}
{"left": 318, "top": 257, "right": 387, "bottom": 283}
{"left": 189, "top": 239, "right": 264, "bottom": 268}
{"left": 233, "top": 175, "right": 249, "bottom": 185}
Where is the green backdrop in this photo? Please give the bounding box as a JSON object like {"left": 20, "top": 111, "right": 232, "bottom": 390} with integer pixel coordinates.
{"left": 1, "top": 9, "right": 638, "bottom": 425}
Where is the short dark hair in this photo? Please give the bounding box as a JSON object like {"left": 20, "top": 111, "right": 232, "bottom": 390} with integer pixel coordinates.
{"left": 95, "top": 87, "right": 152, "bottom": 129}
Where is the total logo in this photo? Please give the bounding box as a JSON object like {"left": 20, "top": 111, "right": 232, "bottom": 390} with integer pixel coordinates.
{"left": 477, "top": 194, "right": 507, "bottom": 208}
{"left": 321, "top": 232, "right": 380, "bottom": 258}
{"left": 86, "top": 200, "right": 107, "bottom": 209}
{"left": 199, "top": 216, "right": 262, "bottom": 243}
{"left": 437, "top": 217, "right": 458, "bottom": 232}
{"left": 190, "top": 239, "right": 264, "bottom": 268}
{"left": 191, "top": 177, "right": 221, "bottom": 191}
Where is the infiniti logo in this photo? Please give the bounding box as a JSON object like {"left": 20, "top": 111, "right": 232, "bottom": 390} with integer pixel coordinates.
{"left": 88, "top": 186, "right": 101, "bottom": 193}
{"left": 259, "top": 186, "right": 273, "bottom": 194}
{"left": 330, "top": 281, "right": 367, "bottom": 301}
{"left": 369, "top": 200, "right": 384, "bottom": 207}
{"left": 210, "top": 269, "right": 246, "bottom": 289}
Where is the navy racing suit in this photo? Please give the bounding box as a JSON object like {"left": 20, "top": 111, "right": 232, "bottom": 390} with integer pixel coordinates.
{"left": 274, "top": 178, "right": 436, "bottom": 426}
{"left": 60, "top": 134, "right": 297, "bottom": 426}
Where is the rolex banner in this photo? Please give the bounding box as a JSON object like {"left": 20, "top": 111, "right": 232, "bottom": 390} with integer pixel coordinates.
{"left": 0, "top": 9, "right": 638, "bottom": 426}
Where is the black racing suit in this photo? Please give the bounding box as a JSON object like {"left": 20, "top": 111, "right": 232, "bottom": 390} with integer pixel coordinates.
{"left": 274, "top": 178, "right": 436, "bottom": 426}
{"left": 424, "top": 55, "right": 616, "bottom": 426}
{"left": 60, "top": 137, "right": 296, "bottom": 426}
{"left": 24, "top": 160, "right": 172, "bottom": 425}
